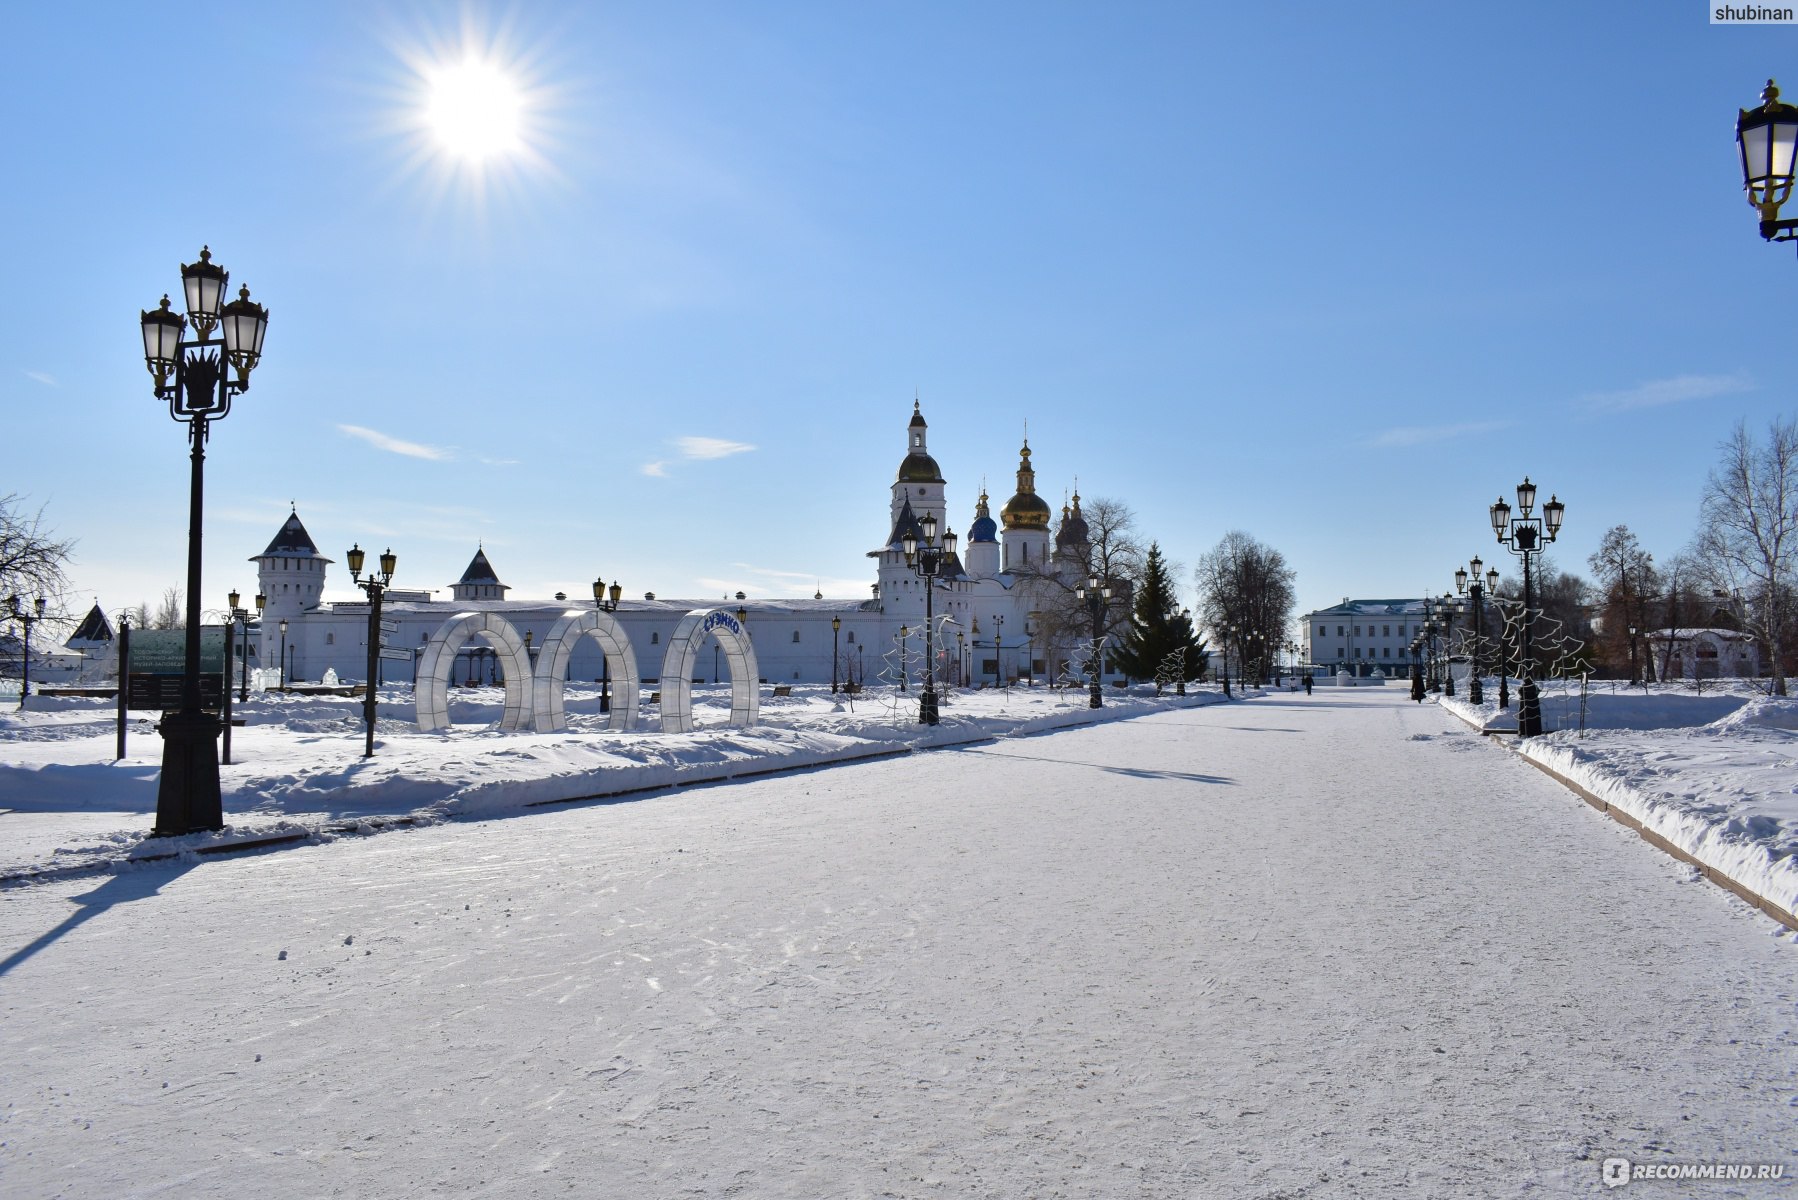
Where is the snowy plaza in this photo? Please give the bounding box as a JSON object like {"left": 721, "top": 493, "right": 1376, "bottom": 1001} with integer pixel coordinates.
{"left": 3, "top": 682, "right": 1797, "bottom": 1196}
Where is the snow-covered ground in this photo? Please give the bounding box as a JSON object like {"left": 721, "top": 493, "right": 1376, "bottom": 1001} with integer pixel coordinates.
{"left": 2, "top": 689, "right": 1792, "bottom": 1198}
{"left": 0, "top": 682, "right": 1225, "bottom": 880}
{"left": 1439, "top": 681, "right": 1798, "bottom": 919}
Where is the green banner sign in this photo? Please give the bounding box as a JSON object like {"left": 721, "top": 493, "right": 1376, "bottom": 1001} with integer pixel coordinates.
{"left": 126, "top": 627, "right": 227, "bottom": 674}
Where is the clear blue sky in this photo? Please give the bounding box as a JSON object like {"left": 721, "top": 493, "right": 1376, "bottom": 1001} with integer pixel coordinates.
{"left": 4, "top": 3, "right": 1795, "bottom": 625}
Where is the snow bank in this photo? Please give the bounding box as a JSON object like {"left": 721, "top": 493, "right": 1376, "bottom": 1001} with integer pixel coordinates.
{"left": 1441, "top": 683, "right": 1798, "bottom": 920}
{"left": 0, "top": 682, "right": 1226, "bottom": 880}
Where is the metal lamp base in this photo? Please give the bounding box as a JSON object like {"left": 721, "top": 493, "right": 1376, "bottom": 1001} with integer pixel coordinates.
{"left": 154, "top": 710, "right": 225, "bottom": 835}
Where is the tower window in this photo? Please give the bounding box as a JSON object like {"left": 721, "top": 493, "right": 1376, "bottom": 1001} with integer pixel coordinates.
{"left": 792, "top": 630, "right": 800, "bottom": 643}
{"left": 651, "top": 632, "right": 659, "bottom": 645}
{"left": 326, "top": 633, "right": 334, "bottom": 645}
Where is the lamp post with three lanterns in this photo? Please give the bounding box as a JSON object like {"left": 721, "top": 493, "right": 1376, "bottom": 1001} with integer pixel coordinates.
{"left": 6, "top": 595, "right": 45, "bottom": 711}
{"left": 1455, "top": 558, "right": 1498, "bottom": 706}
{"left": 139, "top": 247, "right": 269, "bottom": 835}
{"left": 901, "top": 513, "right": 956, "bottom": 725}
{"left": 1490, "top": 478, "right": 1565, "bottom": 738}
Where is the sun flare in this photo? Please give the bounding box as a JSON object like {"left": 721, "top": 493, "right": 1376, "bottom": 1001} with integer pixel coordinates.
{"left": 425, "top": 57, "right": 524, "bottom": 163}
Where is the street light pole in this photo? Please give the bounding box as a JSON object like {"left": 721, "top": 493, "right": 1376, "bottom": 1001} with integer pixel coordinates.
{"left": 278, "top": 619, "right": 289, "bottom": 689}
{"left": 1456, "top": 558, "right": 1496, "bottom": 706}
{"left": 139, "top": 248, "right": 269, "bottom": 836}
{"left": 1439, "top": 593, "right": 1458, "bottom": 698}
{"left": 1736, "top": 80, "right": 1798, "bottom": 249}
{"left": 1075, "top": 574, "right": 1112, "bottom": 709}
{"left": 901, "top": 513, "right": 956, "bottom": 726}
{"left": 831, "top": 616, "right": 841, "bottom": 693}
{"left": 1490, "top": 478, "right": 1566, "bottom": 738}
{"left": 6, "top": 595, "right": 45, "bottom": 710}
{"left": 347, "top": 544, "right": 396, "bottom": 759}
{"left": 593, "top": 576, "right": 621, "bottom": 712}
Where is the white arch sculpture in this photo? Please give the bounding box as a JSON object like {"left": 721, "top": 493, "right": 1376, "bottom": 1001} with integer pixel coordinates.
{"left": 416, "top": 612, "right": 533, "bottom": 733}
{"left": 658, "top": 608, "right": 760, "bottom": 734}
{"left": 531, "top": 609, "right": 641, "bottom": 733}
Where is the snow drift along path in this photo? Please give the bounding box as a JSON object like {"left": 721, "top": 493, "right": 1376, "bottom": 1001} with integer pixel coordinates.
{"left": 1, "top": 688, "right": 1793, "bottom": 1198}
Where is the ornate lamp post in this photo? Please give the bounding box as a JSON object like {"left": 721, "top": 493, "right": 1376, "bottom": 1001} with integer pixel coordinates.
{"left": 901, "top": 514, "right": 956, "bottom": 725}
{"left": 1178, "top": 608, "right": 1194, "bottom": 696}
{"left": 139, "top": 247, "right": 269, "bottom": 835}
{"left": 593, "top": 576, "right": 621, "bottom": 712}
{"left": 993, "top": 614, "right": 1004, "bottom": 688}
{"left": 831, "top": 616, "right": 842, "bottom": 693}
{"left": 347, "top": 544, "right": 397, "bottom": 759}
{"left": 1736, "top": 80, "right": 1798, "bottom": 249}
{"left": 1491, "top": 477, "right": 1565, "bottom": 738}
{"left": 956, "top": 629, "right": 966, "bottom": 687}
{"left": 1074, "top": 573, "right": 1112, "bottom": 709}
{"left": 1438, "top": 593, "right": 1458, "bottom": 698}
{"left": 1455, "top": 558, "right": 1497, "bottom": 705}
{"left": 6, "top": 595, "right": 45, "bottom": 710}
{"left": 277, "top": 619, "right": 289, "bottom": 688}
{"left": 226, "top": 589, "right": 251, "bottom": 704}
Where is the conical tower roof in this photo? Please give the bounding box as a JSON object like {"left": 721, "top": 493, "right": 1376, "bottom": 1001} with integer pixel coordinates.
{"left": 65, "top": 603, "right": 114, "bottom": 646}
{"left": 458, "top": 547, "right": 505, "bottom": 586}
{"left": 252, "top": 508, "right": 332, "bottom": 562}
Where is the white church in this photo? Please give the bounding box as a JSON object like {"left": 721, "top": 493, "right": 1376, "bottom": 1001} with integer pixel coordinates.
{"left": 246, "top": 403, "right": 1106, "bottom": 695}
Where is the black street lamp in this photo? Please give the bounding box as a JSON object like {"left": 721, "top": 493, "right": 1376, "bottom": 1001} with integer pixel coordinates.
{"left": 1491, "top": 477, "right": 1565, "bottom": 738}
{"left": 6, "top": 595, "right": 46, "bottom": 710}
{"left": 993, "top": 614, "right": 1005, "bottom": 689}
{"left": 902, "top": 513, "right": 955, "bottom": 726}
{"left": 1438, "top": 593, "right": 1458, "bottom": 698}
{"left": 1455, "top": 557, "right": 1498, "bottom": 705}
{"left": 956, "top": 629, "right": 966, "bottom": 687}
{"left": 594, "top": 576, "right": 621, "bottom": 712}
{"left": 1219, "top": 622, "right": 1235, "bottom": 696}
{"left": 347, "top": 544, "right": 397, "bottom": 759}
{"left": 831, "top": 616, "right": 841, "bottom": 694}
{"left": 226, "top": 589, "right": 251, "bottom": 704}
{"left": 278, "top": 619, "right": 289, "bottom": 688}
{"left": 139, "top": 247, "right": 269, "bottom": 836}
{"left": 1074, "top": 573, "right": 1112, "bottom": 709}
{"left": 1736, "top": 80, "right": 1798, "bottom": 248}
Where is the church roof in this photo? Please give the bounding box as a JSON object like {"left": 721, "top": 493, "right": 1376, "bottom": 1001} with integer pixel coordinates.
{"left": 968, "top": 490, "right": 998, "bottom": 543}
{"left": 65, "top": 603, "right": 113, "bottom": 646}
{"left": 896, "top": 400, "right": 945, "bottom": 483}
{"left": 872, "top": 497, "right": 927, "bottom": 556}
{"left": 458, "top": 548, "right": 506, "bottom": 586}
{"left": 1000, "top": 442, "right": 1052, "bottom": 530}
{"left": 253, "top": 510, "right": 331, "bottom": 562}
{"left": 1055, "top": 492, "right": 1090, "bottom": 547}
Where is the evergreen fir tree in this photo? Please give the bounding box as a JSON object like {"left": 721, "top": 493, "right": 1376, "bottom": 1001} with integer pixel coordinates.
{"left": 1110, "top": 543, "right": 1208, "bottom": 689}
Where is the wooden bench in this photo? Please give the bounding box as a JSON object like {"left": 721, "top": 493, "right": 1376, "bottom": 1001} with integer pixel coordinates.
{"left": 771, "top": 685, "right": 792, "bottom": 698}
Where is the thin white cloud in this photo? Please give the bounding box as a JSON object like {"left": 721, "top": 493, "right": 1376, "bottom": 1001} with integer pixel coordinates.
{"left": 1367, "top": 421, "right": 1509, "bottom": 448}
{"left": 641, "top": 461, "right": 669, "bottom": 477}
{"left": 676, "top": 436, "right": 755, "bottom": 460}
{"left": 338, "top": 424, "right": 456, "bottom": 461}
{"left": 23, "top": 370, "right": 56, "bottom": 387}
{"left": 1581, "top": 373, "right": 1754, "bottom": 413}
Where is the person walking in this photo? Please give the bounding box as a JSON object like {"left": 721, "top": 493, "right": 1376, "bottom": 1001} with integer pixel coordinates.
{"left": 1303, "top": 672, "right": 1312, "bottom": 696}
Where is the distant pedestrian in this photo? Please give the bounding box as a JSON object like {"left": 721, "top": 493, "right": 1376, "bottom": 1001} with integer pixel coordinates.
{"left": 1302, "top": 673, "right": 1312, "bottom": 696}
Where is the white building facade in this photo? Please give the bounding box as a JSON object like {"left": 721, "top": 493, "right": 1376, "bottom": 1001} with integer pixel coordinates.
{"left": 1303, "top": 598, "right": 1430, "bottom": 677}
{"left": 246, "top": 403, "right": 1104, "bottom": 693}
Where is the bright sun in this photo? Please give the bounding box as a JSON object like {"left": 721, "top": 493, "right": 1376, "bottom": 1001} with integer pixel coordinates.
{"left": 424, "top": 57, "right": 525, "bottom": 163}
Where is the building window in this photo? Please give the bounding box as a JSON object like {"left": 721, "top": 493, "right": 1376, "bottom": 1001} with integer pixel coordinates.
{"left": 1337, "top": 625, "right": 1344, "bottom": 636}
{"left": 1382, "top": 647, "right": 1390, "bottom": 658}
{"left": 1316, "top": 625, "right": 1325, "bottom": 636}
{"left": 1353, "top": 626, "right": 1360, "bottom": 637}
{"left": 326, "top": 633, "right": 334, "bottom": 645}
{"left": 1383, "top": 625, "right": 1390, "bottom": 637}
{"left": 792, "top": 630, "right": 800, "bottom": 643}
{"left": 847, "top": 631, "right": 856, "bottom": 644}
{"left": 650, "top": 631, "right": 659, "bottom": 645}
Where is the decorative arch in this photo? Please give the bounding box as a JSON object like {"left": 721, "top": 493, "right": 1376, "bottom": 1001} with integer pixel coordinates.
{"left": 531, "top": 609, "right": 641, "bottom": 733}
{"left": 658, "top": 608, "right": 760, "bottom": 734}
{"left": 416, "top": 612, "right": 533, "bottom": 733}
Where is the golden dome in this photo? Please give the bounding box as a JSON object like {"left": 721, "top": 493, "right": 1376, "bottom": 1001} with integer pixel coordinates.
{"left": 1000, "top": 442, "right": 1052, "bottom": 530}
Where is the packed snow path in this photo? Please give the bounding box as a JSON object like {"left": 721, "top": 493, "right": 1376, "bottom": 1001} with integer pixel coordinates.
{"left": 2, "top": 689, "right": 1793, "bottom": 1198}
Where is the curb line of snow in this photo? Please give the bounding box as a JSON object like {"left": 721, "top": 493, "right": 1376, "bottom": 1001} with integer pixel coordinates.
{"left": 1437, "top": 702, "right": 1798, "bottom": 933}
{"left": 1, "top": 694, "right": 1215, "bottom": 887}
